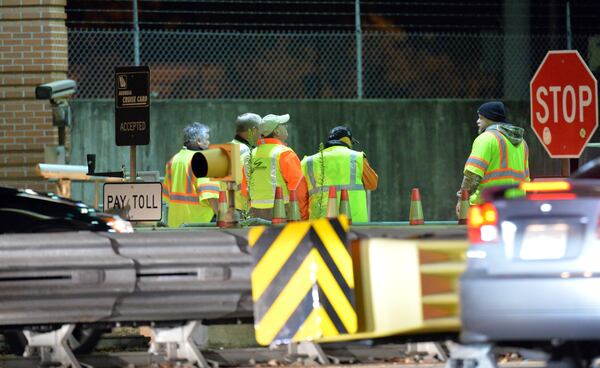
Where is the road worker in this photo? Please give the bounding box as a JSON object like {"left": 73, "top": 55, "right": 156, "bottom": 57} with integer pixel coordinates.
{"left": 241, "top": 114, "right": 309, "bottom": 220}
{"left": 232, "top": 112, "right": 261, "bottom": 156}
{"left": 162, "top": 122, "right": 221, "bottom": 227}
{"left": 232, "top": 113, "right": 262, "bottom": 213}
{"left": 456, "top": 101, "right": 530, "bottom": 217}
{"left": 301, "top": 126, "right": 378, "bottom": 222}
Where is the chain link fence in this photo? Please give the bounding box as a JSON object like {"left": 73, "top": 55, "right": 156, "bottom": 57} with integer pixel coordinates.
{"left": 68, "top": 29, "right": 599, "bottom": 100}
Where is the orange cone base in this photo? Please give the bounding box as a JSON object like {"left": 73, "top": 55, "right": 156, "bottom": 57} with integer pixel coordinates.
{"left": 272, "top": 218, "right": 287, "bottom": 225}
{"left": 217, "top": 220, "right": 238, "bottom": 228}
{"left": 410, "top": 219, "right": 424, "bottom": 225}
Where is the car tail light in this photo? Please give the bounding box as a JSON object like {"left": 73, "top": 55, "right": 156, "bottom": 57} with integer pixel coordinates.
{"left": 527, "top": 193, "right": 576, "bottom": 201}
{"left": 520, "top": 181, "right": 571, "bottom": 192}
{"left": 520, "top": 181, "right": 575, "bottom": 201}
{"left": 468, "top": 203, "right": 498, "bottom": 244}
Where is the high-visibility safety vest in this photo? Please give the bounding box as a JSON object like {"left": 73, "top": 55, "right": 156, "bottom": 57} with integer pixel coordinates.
{"left": 464, "top": 130, "right": 530, "bottom": 205}
{"left": 301, "top": 146, "right": 368, "bottom": 222}
{"left": 161, "top": 148, "right": 220, "bottom": 227}
{"left": 247, "top": 143, "right": 291, "bottom": 209}
{"left": 231, "top": 139, "right": 250, "bottom": 211}
{"left": 231, "top": 138, "right": 250, "bottom": 156}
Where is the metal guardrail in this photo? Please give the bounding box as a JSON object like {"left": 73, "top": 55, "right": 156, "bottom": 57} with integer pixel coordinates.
{"left": 0, "top": 230, "right": 253, "bottom": 326}
{"left": 0, "top": 225, "right": 467, "bottom": 328}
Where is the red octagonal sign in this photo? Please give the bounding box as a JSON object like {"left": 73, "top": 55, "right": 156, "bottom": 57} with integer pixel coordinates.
{"left": 530, "top": 50, "right": 598, "bottom": 158}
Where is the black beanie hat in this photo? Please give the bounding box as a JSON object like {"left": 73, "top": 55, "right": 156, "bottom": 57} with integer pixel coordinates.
{"left": 477, "top": 101, "right": 506, "bottom": 123}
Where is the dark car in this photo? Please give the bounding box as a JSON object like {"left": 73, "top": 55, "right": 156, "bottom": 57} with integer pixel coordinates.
{"left": 0, "top": 186, "right": 132, "bottom": 234}
{"left": 459, "top": 159, "right": 600, "bottom": 365}
{"left": 0, "top": 186, "right": 132, "bottom": 354}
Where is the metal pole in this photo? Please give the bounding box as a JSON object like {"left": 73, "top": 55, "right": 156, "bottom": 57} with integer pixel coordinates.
{"left": 566, "top": 1, "right": 572, "bottom": 50}
{"left": 561, "top": 159, "right": 570, "bottom": 177}
{"left": 132, "top": 0, "right": 140, "bottom": 183}
{"left": 564, "top": 2, "right": 577, "bottom": 175}
{"left": 355, "top": 0, "right": 363, "bottom": 99}
{"left": 133, "top": 0, "right": 140, "bottom": 67}
{"left": 131, "top": 145, "right": 137, "bottom": 182}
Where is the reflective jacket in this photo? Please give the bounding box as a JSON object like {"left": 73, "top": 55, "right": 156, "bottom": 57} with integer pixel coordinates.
{"left": 464, "top": 124, "right": 530, "bottom": 204}
{"left": 241, "top": 138, "right": 309, "bottom": 219}
{"left": 231, "top": 137, "right": 251, "bottom": 156}
{"left": 161, "top": 148, "right": 220, "bottom": 227}
{"left": 231, "top": 138, "right": 251, "bottom": 211}
{"left": 247, "top": 143, "right": 292, "bottom": 208}
{"left": 301, "top": 146, "right": 368, "bottom": 222}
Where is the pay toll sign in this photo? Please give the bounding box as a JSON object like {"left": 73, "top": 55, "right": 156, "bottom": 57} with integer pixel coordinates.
{"left": 115, "top": 66, "right": 150, "bottom": 146}
{"left": 103, "top": 183, "right": 162, "bottom": 221}
{"left": 107, "top": 193, "right": 158, "bottom": 210}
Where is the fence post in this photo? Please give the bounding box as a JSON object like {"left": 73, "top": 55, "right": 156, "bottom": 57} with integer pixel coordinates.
{"left": 502, "top": 0, "right": 529, "bottom": 100}
{"left": 565, "top": 1, "right": 579, "bottom": 174}
{"left": 131, "top": 0, "right": 141, "bottom": 182}
{"left": 133, "top": 0, "right": 140, "bottom": 66}
{"left": 355, "top": 0, "right": 363, "bottom": 99}
{"left": 566, "top": 1, "right": 572, "bottom": 50}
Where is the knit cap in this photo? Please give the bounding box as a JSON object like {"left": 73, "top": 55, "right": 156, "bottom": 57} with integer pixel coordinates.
{"left": 477, "top": 101, "right": 506, "bottom": 123}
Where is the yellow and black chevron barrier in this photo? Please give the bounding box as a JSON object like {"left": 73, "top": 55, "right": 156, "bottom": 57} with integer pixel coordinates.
{"left": 248, "top": 216, "right": 357, "bottom": 345}
{"left": 318, "top": 237, "right": 468, "bottom": 342}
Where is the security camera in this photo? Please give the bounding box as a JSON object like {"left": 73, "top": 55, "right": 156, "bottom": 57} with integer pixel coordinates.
{"left": 35, "top": 79, "right": 77, "bottom": 100}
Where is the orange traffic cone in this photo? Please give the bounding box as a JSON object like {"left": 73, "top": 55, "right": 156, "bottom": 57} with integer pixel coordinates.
{"left": 458, "top": 189, "right": 470, "bottom": 225}
{"left": 288, "top": 189, "right": 301, "bottom": 222}
{"left": 339, "top": 188, "right": 352, "bottom": 224}
{"left": 216, "top": 190, "right": 229, "bottom": 228}
{"left": 271, "top": 186, "right": 287, "bottom": 225}
{"left": 326, "top": 186, "right": 339, "bottom": 219}
{"left": 409, "top": 188, "right": 424, "bottom": 225}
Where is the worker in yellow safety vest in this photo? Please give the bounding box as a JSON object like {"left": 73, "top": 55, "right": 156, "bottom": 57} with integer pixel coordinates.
{"left": 162, "top": 122, "right": 221, "bottom": 227}
{"left": 301, "top": 126, "right": 378, "bottom": 222}
{"left": 231, "top": 113, "right": 261, "bottom": 213}
{"left": 232, "top": 112, "right": 261, "bottom": 156}
{"left": 241, "top": 114, "right": 309, "bottom": 220}
{"left": 456, "top": 101, "right": 530, "bottom": 216}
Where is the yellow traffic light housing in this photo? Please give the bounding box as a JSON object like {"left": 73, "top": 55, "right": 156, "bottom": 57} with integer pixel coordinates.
{"left": 191, "top": 143, "right": 241, "bottom": 184}
{"left": 190, "top": 143, "right": 242, "bottom": 228}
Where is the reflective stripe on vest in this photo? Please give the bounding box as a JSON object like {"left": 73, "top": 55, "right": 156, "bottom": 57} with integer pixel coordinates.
{"left": 238, "top": 151, "right": 251, "bottom": 211}
{"left": 242, "top": 151, "right": 250, "bottom": 181}
{"left": 185, "top": 164, "right": 194, "bottom": 194}
{"left": 169, "top": 193, "right": 199, "bottom": 203}
{"left": 465, "top": 156, "right": 489, "bottom": 172}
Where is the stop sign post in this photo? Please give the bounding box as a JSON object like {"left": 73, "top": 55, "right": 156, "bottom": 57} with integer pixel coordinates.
{"left": 530, "top": 50, "right": 598, "bottom": 159}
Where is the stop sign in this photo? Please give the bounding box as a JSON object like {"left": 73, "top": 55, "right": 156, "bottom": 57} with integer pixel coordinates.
{"left": 530, "top": 50, "right": 598, "bottom": 158}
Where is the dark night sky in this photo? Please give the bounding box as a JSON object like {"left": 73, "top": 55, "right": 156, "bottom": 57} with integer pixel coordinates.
{"left": 65, "top": 0, "right": 600, "bottom": 34}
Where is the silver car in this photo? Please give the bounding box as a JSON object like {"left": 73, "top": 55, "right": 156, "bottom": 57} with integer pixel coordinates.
{"left": 460, "top": 170, "right": 600, "bottom": 346}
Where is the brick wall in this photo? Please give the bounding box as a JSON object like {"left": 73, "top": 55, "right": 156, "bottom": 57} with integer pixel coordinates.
{"left": 0, "top": 0, "right": 68, "bottom": 191}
